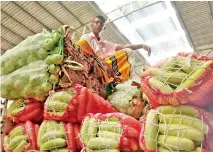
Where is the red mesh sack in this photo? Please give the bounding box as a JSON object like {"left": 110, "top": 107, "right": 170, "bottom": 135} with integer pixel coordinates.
{"left": 3, "top": 121, "right": 39, "bottom": 152}
{"left": 37, "top": 120, "right": 83, "bottom": 152}
{"left": 43, "top": 84, "right": 117, "bottom": 123}
{"left": 7, "top": 99, "right": 43, "bottom": 123}
{"left": 141, "top": 52, "right": 213, "bottom": 107}
{"left": 80, "top": 113, "right": 142, "bottom": 152}
{"left": 139, "top": 105, "right": 213, "bottom": 152}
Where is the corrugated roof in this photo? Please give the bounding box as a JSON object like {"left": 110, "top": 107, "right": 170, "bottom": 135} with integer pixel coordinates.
{"left": 1, "top": 1, "right": 128, "bottom": 54}
{"left": 1, "top": 1, "right": 213, "bottom": 55}
{"left": 174, "top": 1, "right": 213, "bottom": 51}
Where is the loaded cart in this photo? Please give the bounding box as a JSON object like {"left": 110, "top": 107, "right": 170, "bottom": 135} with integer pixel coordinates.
{"left": 1, "top": 1, "right": 213, "bottom": 152}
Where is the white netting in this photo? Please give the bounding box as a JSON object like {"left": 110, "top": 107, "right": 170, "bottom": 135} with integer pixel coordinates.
{"left": 107, "top": 80, "right": 143, "bottom": 118}
{"left": 4, "top": 125, "right": 29, "bottom": 151}
{"left": 38, "top": 120, "right": 67, "bottom": 151}
{"left": 80, "top": 114, "right": 123, "bottom": 151}
{"left": 0, "top": 29, "right": 64, "bottom": 101}
{"left": 45, "top": 90, "right": 76, "bottom": 116}
{"left": 7, "top": 99, "right": 27, "bottom": 119}
{"left": 140, "top": 105, "right": 208, "bottom": 152}
{"left": 0, "top": 60, "right": 51, "bottom": 101}
{"left": 147, "top": 54, "right": 211, "bottom": 93}
{"left": 0, "top": 30, "right": 59, "bottom": 76}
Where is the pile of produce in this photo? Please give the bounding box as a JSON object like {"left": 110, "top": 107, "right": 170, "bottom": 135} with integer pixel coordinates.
{"left": 2, "top": 24, "right": 213, "bottom": 152}
{"left": 139, "top": 105, "right": 213, "bottom": 152}
{"left": 7, "top": 99, "right": 43, "bottom": 123}
{"left": 80, "top": 113, "right": 141, "bottom": 152}
{"left": 3, "top": 121, "right": 39, "bottom": 152}
{"left": 141, "top": 52, "right": 213, "bottom": 107}
{"left": 1, "top": 26, "right": 112, "bottom": 102}
{"left": 37, "top": 120, "right": 82, "bottom": 151}
{"left": 44, "top": 85, "right": 116, "bottom": 123}
{"left": 0, "top": 29, "right": 63, "bottom": 101}
{"left": 107, "top": 80, "right": 144, "bottom": 119}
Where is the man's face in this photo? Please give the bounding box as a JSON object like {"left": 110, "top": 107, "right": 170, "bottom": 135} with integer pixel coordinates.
{"left": 91, "top": 17, "right": 105, "bottom": 34}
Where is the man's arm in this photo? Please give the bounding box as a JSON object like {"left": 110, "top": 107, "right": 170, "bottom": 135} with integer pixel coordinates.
{"left": 116, "top": 44, "right": 151, "bottom": 56}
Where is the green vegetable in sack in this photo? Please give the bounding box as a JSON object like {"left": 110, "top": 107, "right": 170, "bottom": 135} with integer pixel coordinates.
{"left": 0, "top": 31, "right": 61, "bottom": 75}
{"left": 0, "top": 60, "right": 52, "bottom": 101}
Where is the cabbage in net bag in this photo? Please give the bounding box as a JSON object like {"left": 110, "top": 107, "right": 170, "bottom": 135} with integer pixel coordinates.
{"left": 80, "top": 113, "right": 142, "bottom": 152}
{"left": 37, "top": 120, "right": 82, "bottom": 151}
{"left": 141, "top": 52, "right": 213, "bottom": 107}
{"left": 7, "top": 99, "right": 43, "bottom": 123}
{"left": 44, "top": 85, "right": 116, "bottom": 123}
{"left": 3, "top": 121, "right": 39, "bottom": 152}
{"left": 139, "top": 105, "right": 213, "bottom": 152}
{"left": 107, "top": 80, "right": 144, "bottom": 119}
{"left": 1, "top": 29, "right": 64, "bottom": 101}
{"left": 1, "top": 60, "right": 53, "bottom": 101}
{"left": 1, "top": 30, "right": 61, "bottom": 76}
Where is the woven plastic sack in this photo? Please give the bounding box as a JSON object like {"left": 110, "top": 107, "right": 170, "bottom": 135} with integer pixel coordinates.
{"left": 108, "top": 80, "right": 144, "bottom": 119}
{"left": 3, "top": 121, "right": 39, "bottom": 152}
{"left": 7, "top": 99, "right": 43, "bottom": 123}
{"left": 37, "top": 120, "right": 82, "bottom": 151}
{"left": 44, "top": 84, "right": 116, "bottom": 123}
{"left": 80, "top": 113, "right": 142, "bottom": 152}
{"left": 141, "top": 52, "right": 213, "bottom": 107}
{"left": 139, "top": 105, "right": 213, "bottom": 152}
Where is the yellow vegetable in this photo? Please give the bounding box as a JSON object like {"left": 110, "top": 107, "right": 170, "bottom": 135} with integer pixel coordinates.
{"left": 159, "top": 123, "right": 204, "bottom": 141}
{"left": 176, "top": 60, "right": 213, "bottom": 91}
{"left": 98, "top": 130, "right": 121, "bottom": 141}
{"left": 148, "top": 77, "right": 174, "bottom": 94}
{"left": 87, "top": 137, "right": 119, "bottom": 149}
{"left": 149, "top": 68, "right": 188, "bottom": 84}
{"left": 158, "top": 135, "right": 195, "bottom": 151}
{"left": 157, "top": 105, "right": 201, "bottom": 118}
{"left": 159, "top": 114, "right": 208, "bottom": 134}
{"left": 144, "top": 109, "right": 159, "bottom": 150}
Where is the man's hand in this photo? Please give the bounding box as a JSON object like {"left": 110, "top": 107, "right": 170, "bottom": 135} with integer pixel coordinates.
{"left": 141, "top": 44, "right": 151, "bottom": 56}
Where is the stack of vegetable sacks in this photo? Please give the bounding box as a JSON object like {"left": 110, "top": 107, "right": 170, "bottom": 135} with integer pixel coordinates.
{"left": 80, "top": 113, "right": 142, "bottom": 152}
{"left": 3, "top": 121, "right": 39, "bottom": 152}
{"left": 139, "top": 105, "right": 213, "bottom": 152}
{"left": 7, "top": 98, "right": 43, "bottom": 123}
{"left": 44, "top": 85, "right": 117, "bottom": 123}
{"left": 37, "top": 120, "right": 82, "bottom": 151}
{"left": 0, "top": 29, "right": 63, "bottom": 101}
{"left": 141, "top": 52, "right": 213, "bottom": 107}
{"left": 107, "top": 80, "right": 144, "bottom": 119}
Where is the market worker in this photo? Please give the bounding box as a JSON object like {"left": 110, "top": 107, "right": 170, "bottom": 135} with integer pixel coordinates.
{"left": 77, "top": 15, "right": 151, "bottom": 83}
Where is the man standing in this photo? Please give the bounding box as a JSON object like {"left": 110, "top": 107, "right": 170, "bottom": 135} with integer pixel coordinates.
{"left": 78, "top": 15, "right": 151, "bottom": 83}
